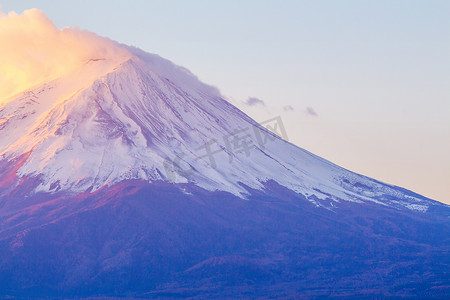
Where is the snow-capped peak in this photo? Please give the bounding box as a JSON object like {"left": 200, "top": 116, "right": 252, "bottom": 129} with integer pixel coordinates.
{"left": 0, "top": 50, "right": 438, "bottom": 212}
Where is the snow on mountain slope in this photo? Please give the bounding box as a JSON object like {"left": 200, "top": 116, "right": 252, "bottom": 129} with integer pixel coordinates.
{"left": 0, "top": 56, "right": 128, "bottom": 152}
{"left": 0, "top": 48, "right": 440, "bottom": 212}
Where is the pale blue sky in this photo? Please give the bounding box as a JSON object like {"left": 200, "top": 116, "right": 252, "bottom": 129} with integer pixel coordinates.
{"left": 1, "top": 0, "right": 449, "bottom": 203}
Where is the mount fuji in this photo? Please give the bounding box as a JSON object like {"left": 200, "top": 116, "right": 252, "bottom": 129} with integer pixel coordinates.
{"left": 0, "top": 43, "right": 449, "bottom": 298}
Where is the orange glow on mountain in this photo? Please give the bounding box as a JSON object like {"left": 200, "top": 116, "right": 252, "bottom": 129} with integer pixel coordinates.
{"left": 0, "top": 9, "right": 130, "bottom": 104}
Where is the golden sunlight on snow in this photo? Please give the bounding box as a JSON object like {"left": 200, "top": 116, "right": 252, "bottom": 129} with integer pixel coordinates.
{"left": 0, "top": 9, "right": 130, "bottom": 104}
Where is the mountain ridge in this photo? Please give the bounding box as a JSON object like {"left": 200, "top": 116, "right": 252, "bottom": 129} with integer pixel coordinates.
{"left": 0, "top": 46, "right": 449, "bottom": 298}
{"left": 0, "top": 53, "right": 445, "bottom": 213}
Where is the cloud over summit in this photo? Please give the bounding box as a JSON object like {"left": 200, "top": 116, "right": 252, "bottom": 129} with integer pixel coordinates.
{"left": 0, "top": 9, "right": 130, "bottom": 103}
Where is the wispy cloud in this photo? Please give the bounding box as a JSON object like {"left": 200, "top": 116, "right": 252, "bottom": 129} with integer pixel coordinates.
{"left": 305, "top": 106, "right": 318, "bottom": 117}
{"left": 283, "top": 105, "right": 294, "bottom": 111}
{"left": 244, "top": 97, "right": 265, "bottom": 106}
{"left": 0, "top": 9, "right": 130, "bottom": 102}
